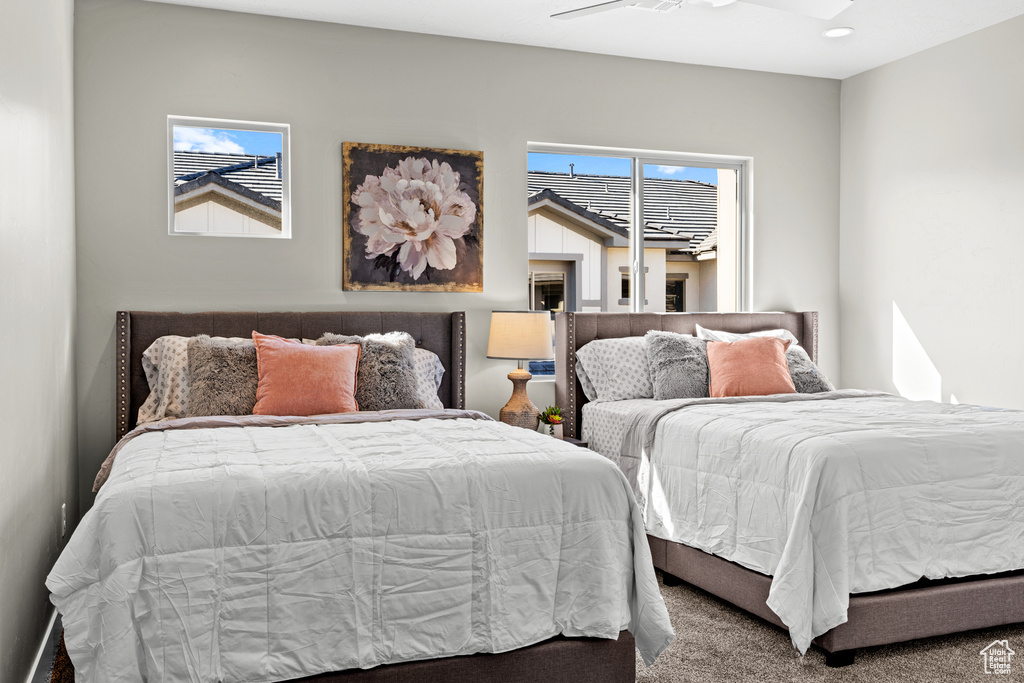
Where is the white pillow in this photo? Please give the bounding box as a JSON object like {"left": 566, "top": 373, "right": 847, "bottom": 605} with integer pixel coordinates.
{"left": 695, "top": 324, "right": 800, "bottom": 346}
{"left": 412, "top": 347, "right": 445, "bottom": 410}
{"left": 575, "top": 336, "right": 653, "bottom": 402}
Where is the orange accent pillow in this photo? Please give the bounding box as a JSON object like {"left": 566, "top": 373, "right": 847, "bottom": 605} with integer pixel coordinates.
{"left": 252, "top": 332, "right": 361, "bottom": 416}
{"left": 706, "top": 337, "right": 796, "bottom": 398}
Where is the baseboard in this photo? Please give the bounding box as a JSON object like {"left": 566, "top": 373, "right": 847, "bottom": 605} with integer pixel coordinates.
{"left": 25, "top": 608, "right": 58, "bottom": 683}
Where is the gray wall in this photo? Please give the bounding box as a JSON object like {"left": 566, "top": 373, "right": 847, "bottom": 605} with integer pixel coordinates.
{"left": 0, "top": 0, "right": 78, "bottom": 679}
{"left": 840, "top": 15, "right": 1024, "bottom": 407}
{"left": 75, "top": 0, "right": 841, "bottom": 508}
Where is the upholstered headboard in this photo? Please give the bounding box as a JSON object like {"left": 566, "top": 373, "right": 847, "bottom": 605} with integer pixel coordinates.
{"left": 116, "top": 310, "right": 466, "bottom": 440}
{"left": 554, "top": 311, "right": 818, "bottom": 440}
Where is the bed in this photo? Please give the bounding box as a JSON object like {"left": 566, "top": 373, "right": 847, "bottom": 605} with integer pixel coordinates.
{"left": 555, "top": 310, "right": 1024, "bottom": 667}
{"left": 47, "top": 310, "right": 674, "bottom": 683}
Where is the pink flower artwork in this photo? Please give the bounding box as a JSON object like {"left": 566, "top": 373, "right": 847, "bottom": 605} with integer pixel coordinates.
{"left": 344, "top": 143, "right": 483, "bottom": 292}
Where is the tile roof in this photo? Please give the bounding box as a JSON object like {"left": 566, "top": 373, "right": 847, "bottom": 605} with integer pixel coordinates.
{"left": 174, "top": 151, "right": 283, "bottom": 202}
{"left": 527, "top": 171, "right": 717, "bottom": 251}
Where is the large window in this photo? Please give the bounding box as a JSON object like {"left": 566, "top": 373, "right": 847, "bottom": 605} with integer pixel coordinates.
{"left": 527, "top": 144, "right": 749, "bottom": 315}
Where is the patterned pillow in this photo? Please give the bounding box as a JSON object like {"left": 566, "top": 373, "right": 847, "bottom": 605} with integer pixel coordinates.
{"left": 316, "top": 332, "right": 422, "bottom": 411}
{"left": 644, "top": 331, "right": 709, "bottom": 400}
{"left": 138, "top": 335, "right": 190, "bottom": 423}
{"left": 695, "top": 324, "right": 800, "bottom": 346}
{"left": 412, "top": 348, "right": 445, "bottom": 410}
{"left": 186, "top": 336, "right": 259, "bottom": 416}
{"left": 786, "top": 345, "right": 835, "bottom": 394}
{"left": 575, "top": 336, "right": 653, "bottom": 402}
{"left": 575, "top": 359, "right": 599, "bottom": 402}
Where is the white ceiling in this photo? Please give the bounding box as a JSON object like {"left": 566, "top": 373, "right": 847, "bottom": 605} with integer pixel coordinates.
{"left": 143, "top": 0, "right": 1024, "bottom": 79}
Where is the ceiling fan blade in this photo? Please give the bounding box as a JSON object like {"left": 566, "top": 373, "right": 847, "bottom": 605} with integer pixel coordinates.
{"left": 551, "top": 0, "right": 639, "bottom": 20}
{"left": 739, "top": 0, "right": 852, "bottom": 20}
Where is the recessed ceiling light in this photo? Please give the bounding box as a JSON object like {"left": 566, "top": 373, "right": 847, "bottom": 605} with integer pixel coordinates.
{"left": 822, "top": 27, "right": 854, "bottom": 38}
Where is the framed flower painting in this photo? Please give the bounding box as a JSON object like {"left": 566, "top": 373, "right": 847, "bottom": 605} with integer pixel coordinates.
{"left": 343, "top": 142, "right": 483, "bottom": 292}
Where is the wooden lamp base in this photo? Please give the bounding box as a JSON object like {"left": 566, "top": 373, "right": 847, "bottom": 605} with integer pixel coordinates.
{"left": 499, "top": 367, "right": 540, "bottom": 429}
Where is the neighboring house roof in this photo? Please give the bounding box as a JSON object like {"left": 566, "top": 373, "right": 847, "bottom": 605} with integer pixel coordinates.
{"left": 174, "top": 151, "right": 283, "bottom": 202}
{"left": 527, "top": 171, "right": 717, "bottom": 252}
{"left": 173, "top": 172, "right": 283, "bottom": 229}
{"left": 693, "top": 227, "right": 718, "bottom": 254}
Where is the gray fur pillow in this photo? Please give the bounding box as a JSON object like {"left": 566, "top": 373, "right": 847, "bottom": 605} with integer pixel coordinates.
{"left": 316, "top": 332, "right": 423, "bottom": 411}
{"left": 644, "top": 331, "right": 709, "bottom": 400}
{"left": 186, "top": 336, "right": 258, "bottom": 416}
{"left": 786, "top": 346, "right": 835, "bottom": 394}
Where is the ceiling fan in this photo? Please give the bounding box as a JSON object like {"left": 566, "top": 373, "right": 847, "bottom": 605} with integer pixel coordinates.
{"left": 552, "top": 0, "right": 853, "bottom": 21}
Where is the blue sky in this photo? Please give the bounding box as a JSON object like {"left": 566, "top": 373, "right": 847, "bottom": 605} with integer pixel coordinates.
{"left": 174, "top": 126, "right": 282, "bottom": 157}
{"left": 528, "top": 152, "right": 718, "bottom": 185}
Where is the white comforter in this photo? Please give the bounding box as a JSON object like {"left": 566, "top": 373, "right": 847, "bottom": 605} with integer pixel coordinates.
{"left": 617, "top": 391, "right": 1024, "bottom": 653}
{"left": 48, "top": 411, "right": 673, "bottom": 682}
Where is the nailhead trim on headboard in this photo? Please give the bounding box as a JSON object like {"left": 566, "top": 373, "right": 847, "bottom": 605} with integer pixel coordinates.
{"left": 116, "top": 311, "right": 130, "bottom": 439}
{"left": 566, "top": 312, "right": 577, "bottom": 440}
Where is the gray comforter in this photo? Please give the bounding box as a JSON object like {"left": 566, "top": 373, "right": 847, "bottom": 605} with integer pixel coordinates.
{"left": 616, "top": 391, "right": 1024, "bottom": 653}
{"left": 50, "top": 411, "right": 674, "bottom": 682}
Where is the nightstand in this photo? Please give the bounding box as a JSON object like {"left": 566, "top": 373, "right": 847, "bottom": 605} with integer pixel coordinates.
{"left": 562, "top": 436, "right": 589, "bottom": 448}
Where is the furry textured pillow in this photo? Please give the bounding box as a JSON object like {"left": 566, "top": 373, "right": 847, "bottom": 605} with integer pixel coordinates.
{"left": 644, "top": 331, "right": 709, "bottom": 400}
{"left": 786, "top": 345, "right": 835, "bottom": 394}
{"left": 186, "top": 335, "right": 259, "bottom": 416}
{"left": 316, "top": 332, "right": 423, "bottom": 411}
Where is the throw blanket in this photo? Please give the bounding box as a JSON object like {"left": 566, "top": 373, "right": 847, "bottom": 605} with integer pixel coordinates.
{"left": 617, "top": 392, "right": 1024, "bottom": 654}
{"left": 50, "top": 412, "right": 674, "bottom": 682}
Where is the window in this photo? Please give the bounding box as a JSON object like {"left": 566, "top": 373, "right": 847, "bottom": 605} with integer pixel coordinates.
{"left": 168, "top": 116, "right": 291, "bottom": 239}
{"left": 666, "top": 275, "right": 687, "bottom": 312}
{"left": 527, "top": 144, "right": 749, "bottom": 314}
{"left": 529, "top": 271, "right": 566, "bottom": 312}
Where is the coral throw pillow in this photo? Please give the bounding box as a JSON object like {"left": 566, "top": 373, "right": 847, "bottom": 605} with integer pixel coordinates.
{"left": 252, "top": 332, "right": 361, "bottom": 416}
{"left": 706, "top": 337, "right": 796, "bottom": 398}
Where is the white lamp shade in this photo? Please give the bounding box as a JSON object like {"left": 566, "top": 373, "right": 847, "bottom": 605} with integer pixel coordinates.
{"left": 487, "top": 311, "right": 554, "bottom": 360}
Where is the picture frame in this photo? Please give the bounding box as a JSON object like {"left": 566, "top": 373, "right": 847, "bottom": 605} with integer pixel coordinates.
{"left": 167, "top": 115, "right": 291, "bottom": 239}
{"left": 343, "top": 141, "right": 483, "bottom": 291}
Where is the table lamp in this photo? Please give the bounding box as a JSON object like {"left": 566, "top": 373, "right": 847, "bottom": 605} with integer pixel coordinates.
{"left": 487, "top": 311, "right": 553, "bottom": 429}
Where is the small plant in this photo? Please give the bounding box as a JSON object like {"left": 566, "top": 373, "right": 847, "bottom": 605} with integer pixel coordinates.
{"left": 540, "top": 406, "right": 563, "bottom": 425}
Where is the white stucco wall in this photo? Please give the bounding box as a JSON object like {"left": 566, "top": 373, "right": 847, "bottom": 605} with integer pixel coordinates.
{"left": 840, "top": 15, "right": 1024, "bottom": 407}
{"left": 0, "top": 0, "right": 78, "bottom": 678}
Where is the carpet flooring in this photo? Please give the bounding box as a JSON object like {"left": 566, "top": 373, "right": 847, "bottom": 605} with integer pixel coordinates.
{"left": 49, "top": 574, "right": 1024, "bottom": 682}
{"left": 638, "top": 572, "right": 1024, "bottom": 682}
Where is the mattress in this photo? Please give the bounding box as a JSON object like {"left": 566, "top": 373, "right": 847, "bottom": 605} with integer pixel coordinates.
{"left": 582, "top": 398, "right": 662, "bottom": 459}
{"left": 613, "top": 390, "right": 1024, "bottom": 653}
{"left": 49, "top": 410, "right": 674, "bottom": 683}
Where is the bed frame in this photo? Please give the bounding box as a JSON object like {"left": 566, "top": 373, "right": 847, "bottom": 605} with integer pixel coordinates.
{"left": 115, "top": 310, "right": 636, "bottom": 683}
{"left": 555, "top": 310, "right": 1024, "bottom": 667}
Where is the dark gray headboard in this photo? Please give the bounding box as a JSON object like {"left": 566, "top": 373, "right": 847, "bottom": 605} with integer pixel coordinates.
{"left": 554, "top": 311, "right": 818, "bottom": 440}
{"left": 116, "top": 310, "right": 466, "bottom": 440}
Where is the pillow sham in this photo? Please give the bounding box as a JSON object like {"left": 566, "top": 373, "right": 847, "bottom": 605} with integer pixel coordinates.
{"left": 316, "top": 332, "right": 423, "bottom": 411}
{"left": 252, "top": 332, "right": 361, "bottom": 416}
{"left": 706, "top": 337, "right": 796, "bottom": 398}
{"left": 412, "top": 347, "right": 445, "bottom": 410}
{"left": 186, "top": 335, "right": 260, "bottom": 416}
{"left": 786, "top": 345, "right": 835, "bottom": 394}
{"left": 695, "top": 324, "right": 800, "bottom": 346}
{"left": 575, "top": 360, "right": 599, "bottom": 402}
{"left": 644, "top": 331, "right": 709, "bottom": 400}
{"left": 138, "top": 335, "right": 190, "bottom": 423}
{"left": 574, "top": 336, "right": 653, "bottom": 402}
